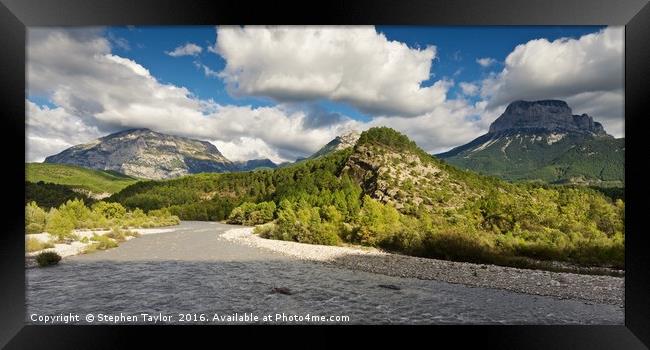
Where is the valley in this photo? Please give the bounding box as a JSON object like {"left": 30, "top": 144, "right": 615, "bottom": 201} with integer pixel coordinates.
{"left": 25, "top": 100, "right": 625, "bottom": 273}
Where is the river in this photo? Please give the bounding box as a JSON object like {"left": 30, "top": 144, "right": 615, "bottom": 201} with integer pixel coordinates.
{"left": 26, "top": 221, "right": 623, "bottom": 325}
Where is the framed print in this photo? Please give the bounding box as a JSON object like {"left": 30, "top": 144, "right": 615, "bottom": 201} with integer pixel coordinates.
{"left": 1, "top": 0, "right": 649, "bottom": 348}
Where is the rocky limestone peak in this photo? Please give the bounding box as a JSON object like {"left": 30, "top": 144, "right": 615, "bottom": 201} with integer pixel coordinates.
{"left": 308, "top": 130, "right": 361, "bottom": 159}
{"left": 336, "top": 130, "right": 361, "bottom": 147}
{"left": 489, "top": 100, "right": 608, "bottom": 136}
{"left": 44, "top": 128, "right": 279, "bottom": 179}
{"left": 45, "top": 128, "right": 237, "bottom": 179}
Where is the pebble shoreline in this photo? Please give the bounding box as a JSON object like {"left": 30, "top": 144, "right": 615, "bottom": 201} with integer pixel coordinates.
{"left": 25, "top": 227, "right": 176, "bottom": 268}
{"left": 222, "top": 227, "right": 624, "bottom": 307}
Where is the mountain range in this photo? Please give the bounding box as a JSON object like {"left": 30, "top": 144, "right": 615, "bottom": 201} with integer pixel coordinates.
{"left": 26, "top": 104, "right": 625, "bottom": 269}
{"left": 39, "top": 99, "right": 623, "bottom": 186}
{"left": 436, "top": 100, "right": 624, "bottom": 186}
{"left": 44, "top": 128, "right": 278, "bottom": 180}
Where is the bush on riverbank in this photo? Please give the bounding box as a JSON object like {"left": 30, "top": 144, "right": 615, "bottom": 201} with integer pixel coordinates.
{"left": 256, "top": 200, "right": 342, "bottom": 245}
{"left": 26, "top": 238, "right": 55, "bottom": 252}
{"left": 36, "top": 251, "right": 61, "bottom": 267}
{"left": 26, "top": 201, "right": 47, "bottom": 234}
{"left": 25, "top": 200, "right": 180, "bottom": 239}
{"left": 227, "top": 201, "right": 276, "bottom": 225}
{"left": 104, "top": 227, "right": 140, "bottom": 242}
{"left": 257, "top": 191, "right": 624, "bottom": 269}
{"left": 83, "top": 234, "right": 119, "bottom": 253}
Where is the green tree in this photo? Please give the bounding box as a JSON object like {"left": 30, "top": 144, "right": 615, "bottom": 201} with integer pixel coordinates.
{"left": 92, "top": 201, "right": 127, "bottom": 219}
{"left": 45, "top": 208, "right": 75, "bottom": 239}
{"left": 25, "top": 201, "right": 47, "bottom": 234}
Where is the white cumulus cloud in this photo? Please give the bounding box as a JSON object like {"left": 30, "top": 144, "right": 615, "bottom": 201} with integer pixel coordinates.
{"left": 26, "top": 101, "right": 104, "bottom": 162}
{"left": 26, "top": 28, "right": 362, "bottom": 163}
{"left": 26, "top": 26, "right": 625, "bottom": 166}
{"left": 459, "top": 82, "right": 479, "bottom": 96}
{"left": 476, "top": 57, "right": 497, "bottom": 67}
{"left": 214, "top": 26, "right": 445, "bottom": 117}
{"left": 165, "top": 42, "right": 203, "bottom": 57}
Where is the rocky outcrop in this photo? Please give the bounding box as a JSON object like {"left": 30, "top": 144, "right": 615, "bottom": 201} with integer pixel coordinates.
{"left": 342, "top": 143, "right": 471, "bottom": 211}
{"left": 437, "top": 100, "right": 623, "bottom": 185}
{"left": 308, "top": 131, "right": 361, "bottom": 159}
{"left": 44, "top": 128, "right": 275, "bottom": 180}
{"left": 488, "top": 100, "right": 608, "bottom": 136}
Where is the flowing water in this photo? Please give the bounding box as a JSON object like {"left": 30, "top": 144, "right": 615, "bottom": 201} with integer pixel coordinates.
{"left": 26, "top": 221, "right": 623, "bottom": 325}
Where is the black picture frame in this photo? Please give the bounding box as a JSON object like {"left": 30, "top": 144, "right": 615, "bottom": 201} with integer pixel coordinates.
{"left": 1, "top": 0, "right": 648, "bottom": 348}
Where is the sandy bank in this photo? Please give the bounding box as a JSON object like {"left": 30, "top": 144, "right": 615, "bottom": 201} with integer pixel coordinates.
{"left": 25, "top": 226, "right": 177, "bottom": 265}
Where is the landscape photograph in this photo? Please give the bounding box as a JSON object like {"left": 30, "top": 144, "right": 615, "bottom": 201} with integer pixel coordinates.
{"left": 25, "top": 25, "right": 625, "bottom": 325}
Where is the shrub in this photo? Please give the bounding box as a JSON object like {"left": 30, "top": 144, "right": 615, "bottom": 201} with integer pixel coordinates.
{"left": 92, "top": 201, "right": 126, "bottom": 219}
{"left": 352, "top": 196, "right": 402, "bottom": 246}
{"left": 26, "top": 201, "right": 47, "bottom": 229}
{"left": 254, "top": 222, "right": 276, "bottom": 238}
{"left": 59, "top": 199, "right": 91, "bottom": 227}
{"left": 26, "top": 238, "right": 54, "bottom": 252}
{"left": 105, "top": 227, "right": 139, "bottom": 242}
{"left": 148, "top": 207, "right": 171, "bottom": 218}
{"left": 36, "top": 251, "right": 61, "bottom": 267}
{"left": 82, "top": 244, "right": 98, "bottom": 254}
{"left": 104, "top": 228, "right": 127, "bottom": 242}
{"left": 267, "top": 202, "right": 341, "bottom": 245}
{"left": 420, "top": 229, "right": 497, "bottom": 263}
{"left": 90, "top": 234, "right": 118, "bottom": 250}
{"left": 26, "top": 223, "right": 44, "bottom": 234}
{"left": 227, "top": 201, "right": 276, "bottom": 225}
{"left": 297, "top": 222, "right": 340, "bottom": 245}
{"left": 45, "top": 208, "right": 75, "bottom": 239}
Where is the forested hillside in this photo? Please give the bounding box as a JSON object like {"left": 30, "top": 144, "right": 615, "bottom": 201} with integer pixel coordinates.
{"left": 109, "top": 127, "right": 624, "bottom": 268}
{"left": 26, "top": 181, "right": 93, "bottom": 209}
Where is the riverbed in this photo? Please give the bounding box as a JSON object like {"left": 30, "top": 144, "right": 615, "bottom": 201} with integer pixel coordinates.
{"left": 26, "top": 221, "right": 623, "bottom": 325}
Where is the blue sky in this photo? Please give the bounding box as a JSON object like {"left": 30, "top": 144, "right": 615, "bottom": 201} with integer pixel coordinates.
{"left": 26, "top": 26, "right": 623, "bottom": 163}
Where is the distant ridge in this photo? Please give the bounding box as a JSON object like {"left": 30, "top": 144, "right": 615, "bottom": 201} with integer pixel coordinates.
{"left": 44, "top": 128, "right": 276, "bottom": 179}
{"left": 437, "top": 100, "right": 623, "bottom": 185}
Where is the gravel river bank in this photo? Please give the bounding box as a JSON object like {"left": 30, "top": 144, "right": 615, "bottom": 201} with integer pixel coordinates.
{"left": 26, "top": 221, "right": 623, "bottom": 325}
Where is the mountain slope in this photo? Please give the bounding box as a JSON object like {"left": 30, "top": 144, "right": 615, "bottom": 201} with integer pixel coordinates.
{"left": 26, "top": 163, "right": 139, "bottom": 194}
{"left": 308, "top": 131, "right": 360, "bottom": 160}
{"left": 437, "top": 100, "right": 624, "bottom": 185}
{"left": 26, "top": 181, "right": 94, "bottom": 208}
{"left": 233, "top": 158, "right": 278, "bottom": 171}
{"left": 44, "top": 128, "right": 276, "bottom": 179}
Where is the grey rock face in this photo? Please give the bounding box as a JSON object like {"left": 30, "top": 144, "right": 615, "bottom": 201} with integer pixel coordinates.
{"left": 44, "top": 128, "right": 274, "bottom": 180}
{"left": 489, "top": 100, "right": 608, "bottom": 136}
{"left": 436, "top": 100, "right": 623, "bottom": 185}
{"left": 308, "top": 130, "right": 361, "bottom": 159}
